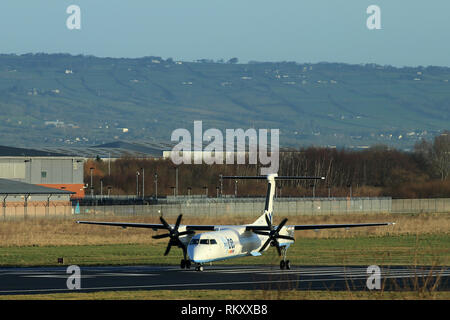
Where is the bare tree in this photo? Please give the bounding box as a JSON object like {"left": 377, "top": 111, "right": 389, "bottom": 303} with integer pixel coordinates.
{"left": 432, "top": 131, "right": 450, "bottom": 180}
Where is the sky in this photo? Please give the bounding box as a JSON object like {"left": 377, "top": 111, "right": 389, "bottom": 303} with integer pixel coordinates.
{"left": 0, "top": 0, "right": 449, "bottom": 67}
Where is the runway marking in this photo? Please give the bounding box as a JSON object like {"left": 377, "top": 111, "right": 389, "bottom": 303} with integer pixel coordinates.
{"left": 98, "top": 273, "right": 158, "bottom": 277}
{"left": 206, "top": 267, "right": 449, "bottom": 278}
{"left": 20, "top": 273, "right": 158, "bottom": 279}
{"left": 0, "top": 277, "right": 381, "bottom": 294}
{"left": 22, "top": 275, "right": 97, "bottom": 279}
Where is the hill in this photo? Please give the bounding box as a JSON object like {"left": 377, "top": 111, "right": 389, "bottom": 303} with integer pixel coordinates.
{"left": 0, "top": 53, "right": 449, "bottom": 149}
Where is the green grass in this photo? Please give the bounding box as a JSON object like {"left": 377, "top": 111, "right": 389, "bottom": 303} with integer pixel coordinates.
{"left": 1, "top": 234, "right": 448, "bottom": 267}
{"left": 2, "top": 289, "right": 449, "bottom": 300}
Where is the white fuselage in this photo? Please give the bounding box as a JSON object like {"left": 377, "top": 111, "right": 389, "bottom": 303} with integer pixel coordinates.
{"left": 186, "top": 225, "right": 294, "bottom": 264}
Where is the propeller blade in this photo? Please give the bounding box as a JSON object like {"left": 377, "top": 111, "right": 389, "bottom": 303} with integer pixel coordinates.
{"left": 274, "top": 241, "right": 282, "bottom": 256}
{"left": 159, "top": 216, "right": 171, "bottom": 230}
{"left": 152, "top": 233, "right": 171, "bottom": 239}
{"left": 265, "top": 214, "right": 272, "bottom": 229}
{"left": 164, "top": 243, "right": 172, "bottom": 256}
{"left": 259, "top": 238, "right": 272, "bottom": 252}
{"left": 276, "top": 234, "right": 295, "bottom": 241}
{"left": 174, "top": 214, "right": 183, "bottom": 230}
{"left": 276, "top": 218, "right": 288, "bottom": 232}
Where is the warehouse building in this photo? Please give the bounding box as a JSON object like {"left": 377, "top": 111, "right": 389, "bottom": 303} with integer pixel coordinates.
{"left": 0, "top": 145, "right": 85, "bottom": 197}
{"left": 0, "top": 178, "right": 74, "bottom": 219}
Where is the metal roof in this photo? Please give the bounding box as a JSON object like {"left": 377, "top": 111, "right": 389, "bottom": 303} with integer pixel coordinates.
{"left": 36, "top": 140, "right": 167, "bottom": 158}
{"left": 0, "top": 179, "right": 74, "bottom": 195}
{"left": 0, "top": 145, "right": 70, "bottom": 157}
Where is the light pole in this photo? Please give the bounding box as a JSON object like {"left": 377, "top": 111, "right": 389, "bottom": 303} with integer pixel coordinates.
{"left": 234, "top": 180, "right": 238, "bottom": 197}
{"left": 141, "top": 167, "right": 145, "bottom": 200}
{"left": 175, "top": 167, "right": 178, "bottom": 197}
{"left": 24, "top": 159, "right": 32, "bottom": 183}
{"left": 154, "top": 173, "right": 158, "bottom": 200}
{"left": 136, "top": 171, "right": 140, "bottom": 198}
{"left": 100, "top": 179, "right": 103, "bottom": 198}
{"left": 90, "top": 167, "right": 94, "bottom": 196}
{"left": 310, "top": 184, "right": 315, "bottom": 198}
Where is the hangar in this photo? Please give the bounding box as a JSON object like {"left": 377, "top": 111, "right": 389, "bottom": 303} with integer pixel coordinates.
{"left": 0, "top": 178, "right": 74, "bottom": 219}
{"left": 0, "top": 145, "right": 85, "bottom": 197}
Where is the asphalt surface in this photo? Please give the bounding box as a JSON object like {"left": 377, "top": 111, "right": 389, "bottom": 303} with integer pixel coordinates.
{"left": 0, "top": 265, "right": 448, "bottom": 295}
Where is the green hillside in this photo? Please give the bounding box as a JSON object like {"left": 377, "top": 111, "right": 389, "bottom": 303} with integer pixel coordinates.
{"left": 0, "top": 53, "right": 449, "bottom": 149}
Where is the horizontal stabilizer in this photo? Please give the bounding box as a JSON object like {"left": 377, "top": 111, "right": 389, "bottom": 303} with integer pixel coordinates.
{"left": 221, "top": 175, "right": 325, "bottom": 180}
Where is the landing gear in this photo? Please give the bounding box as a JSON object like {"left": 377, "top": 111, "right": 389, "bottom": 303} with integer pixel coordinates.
{"left": 279, "top": 246, "right": 291, "bottom": 270}
{"left": 280, "top": 259, "right": 291, "bottom": 270}
{"left": 195, "top": 265, "right": 204, "bottom": 272}
{"left": 180, "top": 259, "right": 191, "bottom": 269}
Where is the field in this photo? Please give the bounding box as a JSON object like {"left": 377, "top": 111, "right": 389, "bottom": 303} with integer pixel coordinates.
{"left": 0, "top": 212, "right": 448, "bottom": 299}
{"left": 0, "top": 213, "right": 448, "bottom": 266}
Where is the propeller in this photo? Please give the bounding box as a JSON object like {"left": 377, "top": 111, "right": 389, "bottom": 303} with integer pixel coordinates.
{"left": 254, "top": 214, "right": 294, "bottom": 256}
{"left": 152, "top": 214, "right": 195, "bottom": 256}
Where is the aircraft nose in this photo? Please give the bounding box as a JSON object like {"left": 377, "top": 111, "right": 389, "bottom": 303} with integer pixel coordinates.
{"left": 188, "top": 245, "right": 203, "bottom": 263}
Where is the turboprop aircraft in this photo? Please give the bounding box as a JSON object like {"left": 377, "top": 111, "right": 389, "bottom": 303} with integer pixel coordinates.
{"left": 77, "top": 174, "right": 394, "bottom": 271}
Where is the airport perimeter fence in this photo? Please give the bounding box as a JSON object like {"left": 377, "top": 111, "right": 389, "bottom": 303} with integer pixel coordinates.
{"left": 2, "top": 197, "right": 450, "bottom": 220}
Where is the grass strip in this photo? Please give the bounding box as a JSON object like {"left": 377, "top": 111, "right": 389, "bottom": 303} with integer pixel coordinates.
{"left": 0, "top": 234, "right": 448, "bottom": 267}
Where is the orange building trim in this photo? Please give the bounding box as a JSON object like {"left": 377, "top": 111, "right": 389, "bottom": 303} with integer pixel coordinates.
{"left": 38, "top": 184, "right": 85, "bottom": 198}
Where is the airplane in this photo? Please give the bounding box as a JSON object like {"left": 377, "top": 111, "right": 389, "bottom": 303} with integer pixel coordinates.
{"left": 77, "top": 174, "right": 394, "bottom": 272}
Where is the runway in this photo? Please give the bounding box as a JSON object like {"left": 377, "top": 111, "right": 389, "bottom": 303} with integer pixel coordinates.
{"left": 0, "top": 265, "right": 448, "bottom": 295}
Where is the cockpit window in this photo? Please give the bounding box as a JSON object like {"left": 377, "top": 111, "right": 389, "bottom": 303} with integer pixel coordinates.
{"left": 192, "top": 239, "right": 218, "bottom": 245}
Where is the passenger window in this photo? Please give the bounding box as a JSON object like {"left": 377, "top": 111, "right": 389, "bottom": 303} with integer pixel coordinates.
{"left": 210, "top": 239, "right": 217, "bottom": 245}
{"left": 200, "top": 239, "right": 209, "bottom": 245}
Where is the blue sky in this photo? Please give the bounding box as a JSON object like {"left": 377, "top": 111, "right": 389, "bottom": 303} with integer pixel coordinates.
{"left": 0, "top": 0, "right": 449, "bottom": 67}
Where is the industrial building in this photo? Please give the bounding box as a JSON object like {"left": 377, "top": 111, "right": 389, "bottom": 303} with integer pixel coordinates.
{"left": 0, "top": 178, "right": 74, "bottom": 219}
{"left": 0, "top": 145, "right": 85, "bottom": 197}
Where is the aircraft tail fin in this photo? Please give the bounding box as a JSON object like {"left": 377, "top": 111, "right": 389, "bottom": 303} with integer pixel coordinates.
{"left": 221, "top": 174, "right": 325, "bottom": 226}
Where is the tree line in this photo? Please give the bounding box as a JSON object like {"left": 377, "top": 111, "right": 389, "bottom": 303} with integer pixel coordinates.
{"left": 85, "top": 131, "right": 450, "bottom": 199}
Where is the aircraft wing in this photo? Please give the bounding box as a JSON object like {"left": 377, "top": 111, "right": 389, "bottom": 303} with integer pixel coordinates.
{"left": 246, "top": 222, "right": 394, "bottom": 232}
{"left": 292, "top": 222, "right": 394, "bottom": 230}
{"left": 76, "top": 220, "right": 216, "bottom": 231}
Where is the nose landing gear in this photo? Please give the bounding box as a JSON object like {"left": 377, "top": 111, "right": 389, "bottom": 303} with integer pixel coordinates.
{"left": 195, "top": 264, "right": 204, "bottom": 272}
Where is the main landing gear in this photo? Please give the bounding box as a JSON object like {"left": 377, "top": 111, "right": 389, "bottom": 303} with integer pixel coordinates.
{"left": 279, "top": 246, "right": 291, "bottom": 270}
{"left": 180, "top": 259, "right": 191, "bottom": 269}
